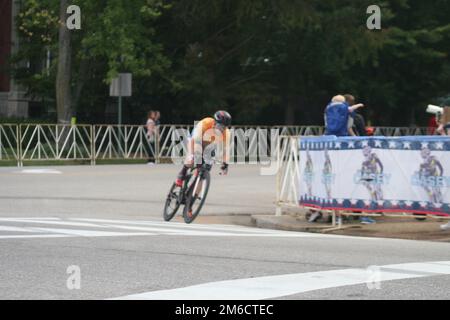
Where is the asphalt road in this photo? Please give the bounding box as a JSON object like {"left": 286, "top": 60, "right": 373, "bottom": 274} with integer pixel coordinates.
{"left": 0, "top": 164, "right": 449, "bottom": 300}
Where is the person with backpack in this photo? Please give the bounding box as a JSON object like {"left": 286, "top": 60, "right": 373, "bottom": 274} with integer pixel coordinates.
{"left": 316, "top": 95, "right": 365, "bottom": 225}
{"left": 324, "top": 95, "right": 364, "bottom": 137}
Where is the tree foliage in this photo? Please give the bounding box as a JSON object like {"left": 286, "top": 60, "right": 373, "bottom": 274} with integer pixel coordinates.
{"left": 9, "top": 0, "right": 450, "bottom": 126}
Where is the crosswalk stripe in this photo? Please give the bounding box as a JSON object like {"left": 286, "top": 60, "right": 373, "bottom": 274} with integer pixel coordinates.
{"left": 71, "top": 218, "right": 380, "bottom": 240}
{"left": 0, "top": 219, "right": 113, "bottom": 228}
{"left": 29, "top": 227, "right": 155, "bottom": 237}
{"left": 0, "top": 217, "right": 304, "bottom": 239}
{"left": 0, "top": 226, "right": 43, "bottom": 233}
{"left": 0, "top": 234, "right": 72, "bottom": 240}
{"left": 0, "top": 218, "right": 282, "bottom": 237}
{"left": 74, "top": 218, "right": 282, "bottom": 234}
{"left": 112, "top": 261, "right": 450, "bottom": 300}
{"left": 0, "top": 217, "right": 380, "bottom": 240}
{"left": 17, "top": 169, "right": 62, "bottom": 174}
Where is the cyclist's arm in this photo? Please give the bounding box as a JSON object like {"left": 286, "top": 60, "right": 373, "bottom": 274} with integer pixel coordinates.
{"left": 189, "top": 120, "right": 207, "bottom": 162}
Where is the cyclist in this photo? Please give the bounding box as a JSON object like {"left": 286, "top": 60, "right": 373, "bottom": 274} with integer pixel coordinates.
{"left": 175, "top": 110, "right": 232, "bottom": 187}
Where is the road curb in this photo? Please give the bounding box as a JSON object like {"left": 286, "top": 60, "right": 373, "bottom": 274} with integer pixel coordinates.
{"left": 250, "top": 214, "right": 450, "bottom": 242}
{"left": 251, "top": 214, "right": 330, "bottom": 233}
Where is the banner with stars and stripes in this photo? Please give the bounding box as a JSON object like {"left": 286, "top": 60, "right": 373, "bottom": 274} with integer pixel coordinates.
{"left": 299, "top": 136, "right": 450, "bottom": 216}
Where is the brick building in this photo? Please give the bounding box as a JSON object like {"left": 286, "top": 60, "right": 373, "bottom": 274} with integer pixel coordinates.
{"left": 0, "top": 0, "right": 28, "bottom": 118}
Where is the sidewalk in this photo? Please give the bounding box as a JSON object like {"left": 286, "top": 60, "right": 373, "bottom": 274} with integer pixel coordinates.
{"left": 193, "top": 213, "right": 450, "bottom": 242}
{"left": 251, "top": 214, "right": 450, "bottom": 242}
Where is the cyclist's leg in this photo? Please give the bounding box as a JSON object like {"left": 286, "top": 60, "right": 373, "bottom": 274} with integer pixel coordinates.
{"left": 176, "top": 140, "right": 195, "bottom": 186}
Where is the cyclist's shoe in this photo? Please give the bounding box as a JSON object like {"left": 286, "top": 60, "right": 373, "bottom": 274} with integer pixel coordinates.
{"left": 186, "top": 209, "right": 193, "bottom": 219}
{"left": 175, "top": 178, "right": 184, "bottom": 187}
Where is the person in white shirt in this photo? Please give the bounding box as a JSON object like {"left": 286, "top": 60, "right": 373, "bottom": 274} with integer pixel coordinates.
{"left": 146, "top": 110, "right": 156, "bottom": 141}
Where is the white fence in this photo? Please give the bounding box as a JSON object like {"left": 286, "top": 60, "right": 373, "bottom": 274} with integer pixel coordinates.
{"left": 275, "top": 136, "right": 301, "bottom": 213}
{"left": 0, "top": 124, "right": 19, "bottom": 162}
{"left": 0, "top": 124, "right": 431, "bottom": 167}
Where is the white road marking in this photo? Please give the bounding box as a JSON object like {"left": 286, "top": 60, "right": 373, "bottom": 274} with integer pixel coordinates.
{"left": 17, "top": 169, "right": 62, "bottom": 174}
{"left": 1, "top": 218, "right": 268, "bottom": 235}
{"left": 72, "top": 218, "right": 379, "bottom": 240}
{"left": 0, "top": 226, "right": 44, "bottom": 233}
{"left": 100, "top": 224, "right": 255, "bottom": 236}
{"left": 0, "top": 218, "right": 112, "bottom": 228}
{"left": 113, "top": 261, "right": 450, "bottom": 300}
{"left": 75, "top": 218, "right": 283, "bottom": 233}
{"left": 0, "top": 217, "right": 60, "bottom": 221}
{"left": 0, "top": 218, "right": 278, "bottom": 237}
{"left": 28, "top": 227, "right": 155, "bottom": 237}
{"left": 0, "top": 234, "right": 72, "bottom": 240}
{"left": 0, "top": 217, "right": 383, "bottom": 240}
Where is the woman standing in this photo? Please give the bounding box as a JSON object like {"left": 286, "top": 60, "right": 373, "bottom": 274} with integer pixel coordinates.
{"left": 146, "top": 110, "right": 156, "bottom": 141}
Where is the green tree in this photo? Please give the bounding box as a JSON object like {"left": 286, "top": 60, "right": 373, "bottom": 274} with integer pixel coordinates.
{"left": 157, "top": 0, "right": 385, "bottom": 124}
{"left": 10, "top": 0, "right": 450, "bottom": 126}
{"left": 354, "top": 0, "right": 450, "bottom": 126}
{"left": 12, "top": 0, "right": 172, "bottom": 123}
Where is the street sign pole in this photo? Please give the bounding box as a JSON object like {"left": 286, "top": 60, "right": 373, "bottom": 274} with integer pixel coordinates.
{"left": 118, "top": 95, "right": 122, "bottom": 125}
{"left": 110, "top": 73, "right": 132, "bottom": 125}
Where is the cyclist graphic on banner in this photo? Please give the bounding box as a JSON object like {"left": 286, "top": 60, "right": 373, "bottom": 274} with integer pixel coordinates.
{"left": 356, "top": 146, "right": 385, "bottom": 202}
{"left": 414, "top": 147, "right": 444, "bottom": 204}
{"left": 321, "top": 149, "right": 334, "bottom": 200}
{"left": 303, "top": 149, "right": 315, "bottom": 197}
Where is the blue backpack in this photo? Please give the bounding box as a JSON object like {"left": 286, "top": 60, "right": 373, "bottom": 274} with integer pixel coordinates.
{"left": 325, "top": 102, "right": 349, "bottom": 136}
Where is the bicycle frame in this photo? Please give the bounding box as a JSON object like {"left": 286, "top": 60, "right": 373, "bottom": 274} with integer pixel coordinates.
{"left": 179, "top": 164, "right": 212, "bottom": 202}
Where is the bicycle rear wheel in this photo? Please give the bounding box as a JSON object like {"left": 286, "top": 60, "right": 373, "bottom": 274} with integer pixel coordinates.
{"left": 183, "top": 170, "right": 210, "bottom": 224}
{"left": 163, "top": 183, "right": 182, "bottom": 221}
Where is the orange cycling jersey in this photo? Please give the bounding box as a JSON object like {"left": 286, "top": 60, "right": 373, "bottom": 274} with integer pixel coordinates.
{"left": 190, "top": 117, "right": 230, "bottom": 163}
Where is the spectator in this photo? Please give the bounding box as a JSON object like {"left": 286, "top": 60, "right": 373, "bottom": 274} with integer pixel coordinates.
{"left": 322, "top": 95, "right": 365, "bottom": 225}
{"left": 146, "top": 110, "right": 156, "bottom": 164}
{"left": 428, "top": 115, "right": 438, "bottom": 135}
{"left": 311, "top": 95, "right": 363, "bottom": 224}
{"left": 153, "top": 110, "right": 161, "bottom": 142}
{"left": 344, "top": 94, "right": 367, "bottom": 136}
{"left": 344, "top": 94, "right": 357, "bottom": 136}
{"left": 154, "top": 110, "right": 161, "bottom": 126}
{"left": 146, "top": 110, "right": 156, "bottom": 141}
{"left": 436, "top": 106, "right": 450, "bottom": 136}
{"left": 324, "top": 95, "right": 364, "bottom": 137}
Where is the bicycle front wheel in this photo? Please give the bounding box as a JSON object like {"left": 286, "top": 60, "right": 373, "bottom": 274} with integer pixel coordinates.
{"left": 163, "top": 183, "right": 182, "bottom": 221}
{"left": 183, "top": 171, "right": 210, "bottom": 224}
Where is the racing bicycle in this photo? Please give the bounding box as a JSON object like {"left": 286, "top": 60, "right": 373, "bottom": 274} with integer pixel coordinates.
{"left": 163, "top": 163, "right": 212, "bottom": 224}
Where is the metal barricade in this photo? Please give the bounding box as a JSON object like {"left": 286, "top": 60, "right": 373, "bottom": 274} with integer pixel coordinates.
{"left": 0, "top": 124, "right": 435, "bottom": 167}
{"left": 156, "top": 125, "right": 193, "bottom": 162}
{"left": 19, "top": 124, "right": 93, "bottom": 165}
{"left": 0, "top": 124, "right": 19, "bottom": 164}
{"left": 275, "top": 136, "right": 301, "bottom": 214}
{"left": 373, "top": 127, "right": 428, "bottom": 136}
{"left": 93, "top": 125, "right": 155, "bottom": 161}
